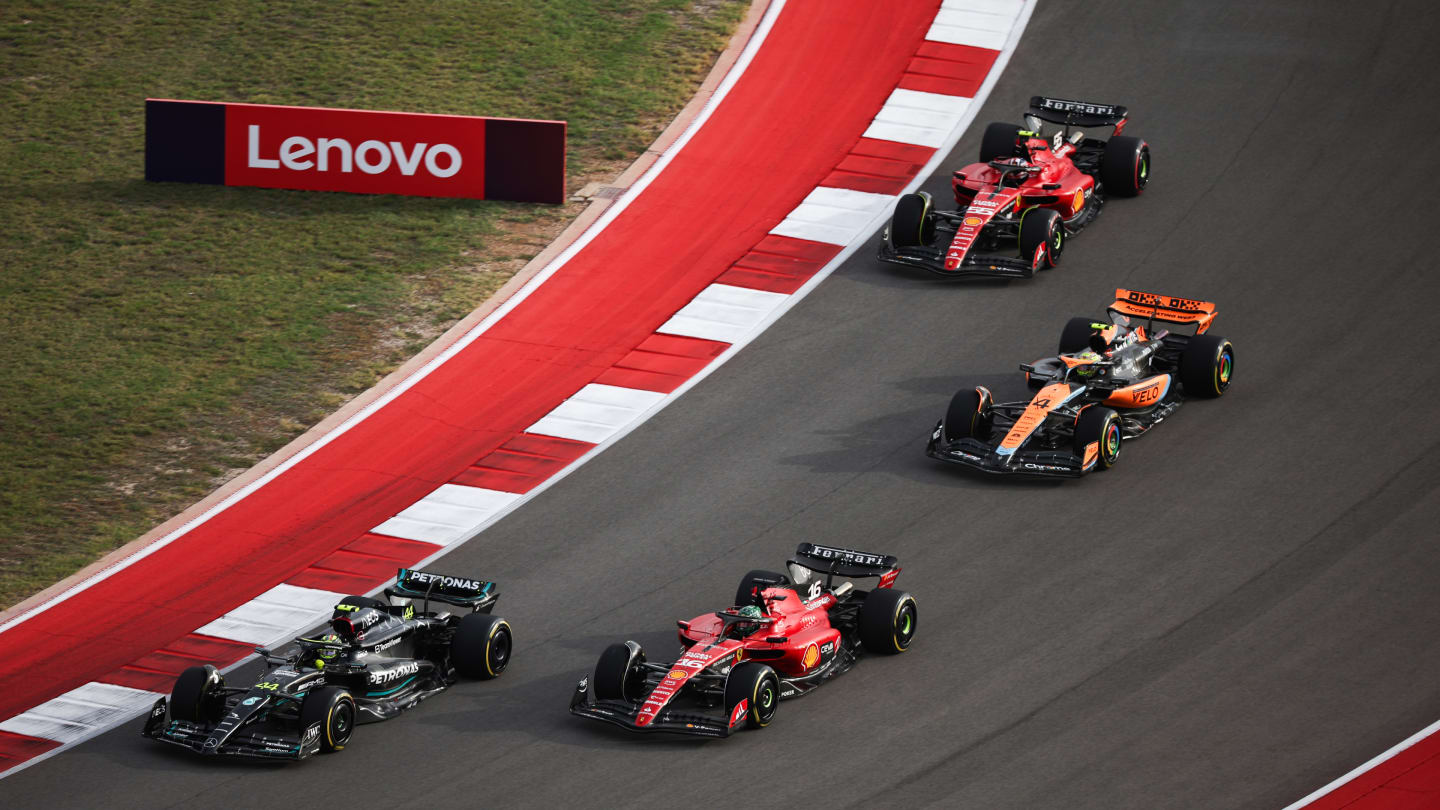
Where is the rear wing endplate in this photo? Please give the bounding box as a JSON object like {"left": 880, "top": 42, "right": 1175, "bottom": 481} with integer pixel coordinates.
{"left": 791, "top": 543, "right": 899, "bottom": 581}
{"left": 1108, "top": 288, "right": 1217, "bottom": 334}
{"left": 1028, "top": 96, "right": 1128, "bottom": 130}
{"left": 386, "top": 567, "right": 497, "bottom": 610}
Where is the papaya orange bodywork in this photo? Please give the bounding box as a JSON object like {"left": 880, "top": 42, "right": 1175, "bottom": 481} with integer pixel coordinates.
{"left": 998, "top": 383, "right": 1072, "bottom": 451}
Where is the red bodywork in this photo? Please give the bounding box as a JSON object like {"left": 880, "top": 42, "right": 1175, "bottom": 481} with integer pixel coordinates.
{"left": 679, "top": 587, "right": 843, "bottom": 679}
{"left": 945, "top": 136, "right": 1095, "bottom": 270}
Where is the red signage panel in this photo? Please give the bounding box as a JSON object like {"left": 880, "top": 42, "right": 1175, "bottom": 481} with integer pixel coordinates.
{"left": 223, "top": 103, "right": 487, "bottom": 198}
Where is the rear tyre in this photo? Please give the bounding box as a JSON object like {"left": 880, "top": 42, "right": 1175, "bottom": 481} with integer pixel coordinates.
{"left": 942, "top": 388, "right": 993, "bottom": 442}
{"left": 724, "top": 662, "right": 780, "bottom": 730}
{"left": 169, "top": 664, "right": 224, "bottom": 723}
{"left": 1180, "top": 334, "right": 1234, "bottom": 398}
{"left": 1018, "top": 207, "right": 1064, "bottom": 269}
{"left": 1059, "top": 316, "right": 1099, "bottom": 354}
{"left": 1074, "top": 406, "right": 1122, "bottom": 471}
{"left": 888, "top": 192, "right": 936, "bottom": 248}
{"left": 734, "top": 570, "right": 787, "bottom": 608}
{"left": 299, "top": 686, "right": 356, "bottom": 753}
{"left": 594, "top": 642, "right": 647, "bottom": 703}
{"left": 980, "top": 122, "right": 1023, "bottom": 162}
{"left": 859, "top": 587, "right": 918, "bottom": 655}
{"left": 1101, "top": 135, "right": 1150, "bottom": 197}
{"left": 453, "top": 612, "right": 512, "bottom": 679}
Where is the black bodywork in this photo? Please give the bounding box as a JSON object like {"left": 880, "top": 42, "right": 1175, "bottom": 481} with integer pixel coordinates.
{"left": 142, "top": 568, "right": 503, "bottom": 760}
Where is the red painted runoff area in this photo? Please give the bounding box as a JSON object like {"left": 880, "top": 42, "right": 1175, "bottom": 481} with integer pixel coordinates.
{"left": 1298, "top": 728, "right": 1440, "bottom": 809}
{"left": 0, "top": 0, "right": 948, "bottom": 741}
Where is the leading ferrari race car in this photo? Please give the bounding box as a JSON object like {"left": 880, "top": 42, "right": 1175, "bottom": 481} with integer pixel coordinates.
{"left": 927, "top": 288, "right": 1234, "bottom": 477}
{"left": 878, "top": 95, "right": 1151, "bottom": 279}
{"left": 142, "top": 567, "right": 512, "bottom": 760}
{"left": 569, "top": 543, "right": 917, "bottom": 738}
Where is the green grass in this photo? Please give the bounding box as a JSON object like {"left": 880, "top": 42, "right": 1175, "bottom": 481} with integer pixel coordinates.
{"left": 0, "top": 0, "right": 749, "bottom": 608}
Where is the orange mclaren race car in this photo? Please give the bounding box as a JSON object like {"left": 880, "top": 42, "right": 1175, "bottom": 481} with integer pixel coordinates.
{"left": 927, "top": 288, "right": 1234, "bottom": 477}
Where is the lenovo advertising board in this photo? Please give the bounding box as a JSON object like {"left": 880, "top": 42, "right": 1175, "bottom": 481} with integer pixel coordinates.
{"left": 145, "top": 99, "right": 565, "bottom": 203}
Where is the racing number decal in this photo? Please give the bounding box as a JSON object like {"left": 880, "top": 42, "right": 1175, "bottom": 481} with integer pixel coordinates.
{"left": 807, "top": 581, "right": 823, "bottom": 601}
{"left": 253, "top": 682, "right": 280, "bottom": 691}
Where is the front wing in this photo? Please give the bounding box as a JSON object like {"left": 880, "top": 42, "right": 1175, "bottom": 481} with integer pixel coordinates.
{"left": 926, "top": 425, "right": 1094, "bottom": 478}
{"left": 141, "top": 697, "right": 323, "bottom": 760}
{"left": 877, "top": 241, "right": 1037, "bottom": 279}
{"left": 568, "top": 678, "right": 740, "bottom": 739}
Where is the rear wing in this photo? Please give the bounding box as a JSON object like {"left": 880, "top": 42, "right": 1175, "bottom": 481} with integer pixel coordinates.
{"left": 791, "top": 543, "right": 900, "bottom": 587}
{"left": 1108, "top": 288, "right": 1217, "bottom": 334}
{"left": 1027, "top": 96, "right": 1128, "bottom": 131}
{"left": 385, "top": 567, "right": 497, "bottom": 611}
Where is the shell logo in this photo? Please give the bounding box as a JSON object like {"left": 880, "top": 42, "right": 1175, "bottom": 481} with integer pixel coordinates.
{"left": 962, "top": 216, "right": 983, "bottom": 227}
{"left": 1072, "top": 188, "right": 1085, "bottom": 213}
{"left": 801, "top": 643, "right": 820, "bottom": 670}
{"left": 668, "top": 669, "right": 687, "bottom": 680}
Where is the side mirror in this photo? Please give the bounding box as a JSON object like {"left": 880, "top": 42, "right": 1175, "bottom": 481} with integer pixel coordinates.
{"left": 765, "top": 636, "right": 788, "bottom": 645}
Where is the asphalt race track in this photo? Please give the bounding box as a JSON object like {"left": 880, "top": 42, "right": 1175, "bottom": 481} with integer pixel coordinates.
{"left": 6, "top": 1, "right": 1440, "bottom": 807}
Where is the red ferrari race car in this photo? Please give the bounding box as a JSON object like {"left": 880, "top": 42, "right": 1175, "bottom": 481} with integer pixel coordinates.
{"left": 878, "top": 96, "right": 1151, "bottom": 279}
{"left": 569, "top": 543, "right": 917, "bottom": 738}
{"left": 926, "top": 288, "right": 1233, "bottom": 477}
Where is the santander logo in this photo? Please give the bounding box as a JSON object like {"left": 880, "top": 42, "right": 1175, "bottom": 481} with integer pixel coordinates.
{"left": 245, "top": 125, "right": 462, "bottom": 178}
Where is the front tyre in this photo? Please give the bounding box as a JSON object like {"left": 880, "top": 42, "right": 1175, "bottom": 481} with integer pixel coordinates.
{"left": 1018, "top": 207, "right": 1065, "bottom": 269}
{"left": 169, "top": 664, "right": 224, "bottom": 723}
{"left": 593, "top": 642, "right": 647, "bottom": 703}
{"left": 453, "top": 612, "right": 512, "bottom": 679}
{"left": 1101, "top": 135, "right": 1150, "bottom": 197}
{"left": 942, "top": 387, "right": 993, "bottom": 443}
{"left": 1074, "top": 406, "right": 1122, "bottom": 471}
{"left": 1180, "top": 334, "right": 1234, "bottom": 398}
{"left": 859, "top": 587, "right": 918, "bottom": 655}
{"left": 724, "top": 662, "right": 780, "bottom": 730}
{"left": 888, "top": 192, "right": 937, "bottom": 248}
{"left": 300, "top": 686, "right": 356, "bottom": 753}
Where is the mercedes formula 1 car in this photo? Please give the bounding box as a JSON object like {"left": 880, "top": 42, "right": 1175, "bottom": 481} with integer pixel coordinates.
{"left": 878, "top": 96, "right": 1151, "bottom": 279}
{"left": 142, "top": 568, "right": 512, "bottom": 760}
{"left": 927, "top": 288, "right": 1234, "bottom": 477}
{"left": 569, "top": 543, "right": 917, "bottom": 738}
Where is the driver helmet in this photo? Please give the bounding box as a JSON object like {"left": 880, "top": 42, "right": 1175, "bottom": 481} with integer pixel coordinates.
{"left": 316, "top": 631, "right": 341, "bottom": 662}
{"left": 733, "top": 604, "right": 765, "bottom": 638}
{"left": 1073, "top": 350, "right": 1104, "bottom": 378}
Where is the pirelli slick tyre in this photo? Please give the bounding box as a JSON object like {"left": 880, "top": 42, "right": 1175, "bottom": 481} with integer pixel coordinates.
{"left": 888, "top": 192, "right": 937, "bottom": 248}
{"left": 943, "top": 387, "right": 993, "bottom": 442}
{"left": 1180, "top": 334, "right": 1234, "bottom": 398}
{"left": 1059, "top": 316, "right": 1098, "bottom": 354}
{"left": 453, "top": 612, "right": 512, "bottom": 679}
{"left": 1018, "top": 207, "right": 1064, "bottom": 269}
{"left": 594, "top": 642, "right": 647, "bottom": 703}
{"left": 1102, "top": 135, "right": 1150, "bottom": 197}
{"left": 300, "top": 686, "right": 355, "bottom": 753}
{"left": 980, "top": 121, "right": 1023, "bottom": 162}
{"left": 724, "top": 662, "right": 779, "bottom": 730}
{"left": 734, "top": 569, "right": 787, "bottom": 609}
{"left": 1074, "top": 405, "right": 1123, "bottom": 471}
{"left": 859, "top": 587, "right": 918, "bottom": 655}
{"left": 169, "top": 664, "right": 224, "bottom": 723}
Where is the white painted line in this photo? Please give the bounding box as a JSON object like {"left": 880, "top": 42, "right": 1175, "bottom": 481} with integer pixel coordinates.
{"left": 0, "top": 0, "right": 794, "bottom": 648}
{"left": 863, "top": 88, "right": 973, "bottom": 148}
{"left": 193, "top": 583, "right": 344, "bottom": 645}
{"left": 372, "top": 484, "right": 522, "bottom": 546}
{"left": 928, "top": 0, "right": 1024, "bottom": 50}
{"left": 769, "top": 186, "right": 896, "bottom": 245}
{"left": 657, "top": 284, "right": 791, "bottom": 344}
{"left": 0, "top": 683, "right": 159, "bottom": 744}
{"left": 526, "top": 384, "right": 668, "bottom": 444}
{"left": 1282, "top": 716, "right": 1440, "bottom": 809}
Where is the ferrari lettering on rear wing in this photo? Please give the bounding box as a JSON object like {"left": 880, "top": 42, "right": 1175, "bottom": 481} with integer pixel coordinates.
{"left": 1109, "top": 288, "right": 1217, "bottom": 334}
{"left": 792, "top": 543, "right": 899, "bottom": 580}
{"left": 1027, "top": 96, "right": 1128, "bottom": 129}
